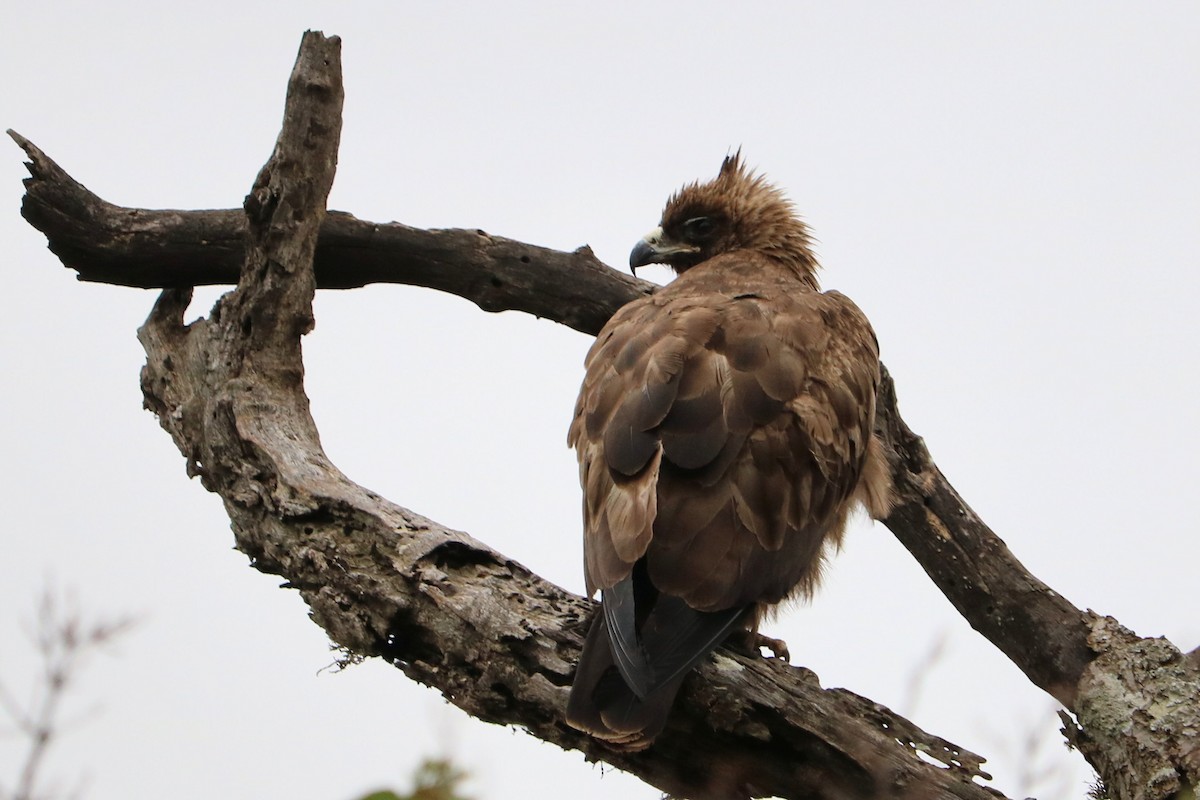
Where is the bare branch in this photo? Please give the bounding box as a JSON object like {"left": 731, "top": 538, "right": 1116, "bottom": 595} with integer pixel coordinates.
{"left": 874, "top": 371, "right": 1095, "bottom": 707}
{"left": 9, "top": 127, "right": 650, "bottom": 339}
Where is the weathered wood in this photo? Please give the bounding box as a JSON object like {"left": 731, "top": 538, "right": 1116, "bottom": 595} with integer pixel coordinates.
{"left": 9, "top": 131, "right": 650, "bottom": 338}
{"left": 11, "top": 30, "right": 1200, "bottom": 799}
{"left": 1064, "top": 618, "right": 1200, "bottom": 800}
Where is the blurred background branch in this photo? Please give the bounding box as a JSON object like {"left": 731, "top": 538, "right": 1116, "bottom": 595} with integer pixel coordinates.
{"left": 0, "top": 587, "right": 135, "bottom": 800}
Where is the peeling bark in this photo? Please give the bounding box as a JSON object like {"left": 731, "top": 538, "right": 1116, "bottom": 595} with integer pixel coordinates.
{"left": 10, "top": 30, "right": 1200, "bottom": 800}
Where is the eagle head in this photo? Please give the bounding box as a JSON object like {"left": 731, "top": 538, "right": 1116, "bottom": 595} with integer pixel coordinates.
{"left": 630, "top": 151, "right": 819, "bottom": 284}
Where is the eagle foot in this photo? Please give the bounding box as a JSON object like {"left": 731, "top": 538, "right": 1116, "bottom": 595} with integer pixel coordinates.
{"left": 731, "top": 630, "right": 790, "bottom": 662}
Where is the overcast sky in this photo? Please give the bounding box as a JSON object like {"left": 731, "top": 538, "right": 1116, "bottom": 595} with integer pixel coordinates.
{"left": 3, "top": 3, "right": 1198, "bottom": 799}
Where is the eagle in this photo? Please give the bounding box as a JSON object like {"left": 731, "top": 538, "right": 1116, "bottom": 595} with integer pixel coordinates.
{"left": 565, "top": 153, "right": 892, "bottom": 750}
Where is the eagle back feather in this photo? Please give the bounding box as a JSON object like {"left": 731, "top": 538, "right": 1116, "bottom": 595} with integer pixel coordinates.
{"left": 569, "top": 251, "right": 886, "bottom": 612}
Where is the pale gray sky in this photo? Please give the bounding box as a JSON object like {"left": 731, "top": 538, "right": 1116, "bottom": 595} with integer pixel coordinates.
{"left": 3, "top": 3, "right": 1198, "bottom": 798}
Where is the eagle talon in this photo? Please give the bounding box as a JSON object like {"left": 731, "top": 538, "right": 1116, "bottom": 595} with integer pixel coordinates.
{"left": 750, "top": 632, "right": 790, "bottom": 662}
{"left": 729, "top": 630, "right": 790, "bottom": 662}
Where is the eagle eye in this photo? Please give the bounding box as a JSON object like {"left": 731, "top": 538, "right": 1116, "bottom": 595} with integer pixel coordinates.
{"left": 681, "top": 216, "right": 717, "bottom": 242}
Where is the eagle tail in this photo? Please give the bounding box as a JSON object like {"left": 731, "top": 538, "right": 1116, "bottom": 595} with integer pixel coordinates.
{"left": 566, "top": 569, "right": 748, "bottom": 750}
{"left": 566, "top": 610, "right": 684, "bottom": 750}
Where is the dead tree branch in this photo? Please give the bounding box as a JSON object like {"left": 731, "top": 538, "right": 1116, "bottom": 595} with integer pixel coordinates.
{"left": 10, "top": 30, "right": 1199, "bottom": 800}
{"left": 9, "top": 135, "right": 648, "bottom": 338}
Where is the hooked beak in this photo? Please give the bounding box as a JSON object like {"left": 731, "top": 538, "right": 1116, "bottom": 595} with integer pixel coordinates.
{"left": 629, "top": 226, "right": 699, "bottom": 274}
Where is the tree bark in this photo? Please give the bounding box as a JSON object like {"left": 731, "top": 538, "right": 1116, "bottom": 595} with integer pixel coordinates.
{"left": 10, "top": 31, "right": 1199, "bottom": 800}
{"left": 9, "top": 135, "right": 649, "bottom": 338}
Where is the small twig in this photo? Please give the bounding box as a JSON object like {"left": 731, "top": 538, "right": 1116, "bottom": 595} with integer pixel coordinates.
{"left": 900, "top": 628, "right": 952, "bottom": 717}
{"left": 3, "top": 588, "right": 135, "bottom": 800}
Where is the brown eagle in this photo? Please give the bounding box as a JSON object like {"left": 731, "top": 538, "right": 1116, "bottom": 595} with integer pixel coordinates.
{"left": 565, "top": 154, "right": 892, "bottom": 750}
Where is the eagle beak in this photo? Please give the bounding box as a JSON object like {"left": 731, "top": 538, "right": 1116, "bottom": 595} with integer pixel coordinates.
{"left": 629, "top": 226, "right": 698, "bottom": 274}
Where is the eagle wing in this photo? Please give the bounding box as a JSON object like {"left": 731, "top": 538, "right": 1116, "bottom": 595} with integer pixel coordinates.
{"left": 568, "top": 252, "right": 883, "bottom": 612}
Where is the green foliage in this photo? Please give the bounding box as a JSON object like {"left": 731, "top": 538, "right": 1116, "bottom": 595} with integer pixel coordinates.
{"left": 353, "top": 758, "right": 472, "bottom": 800}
